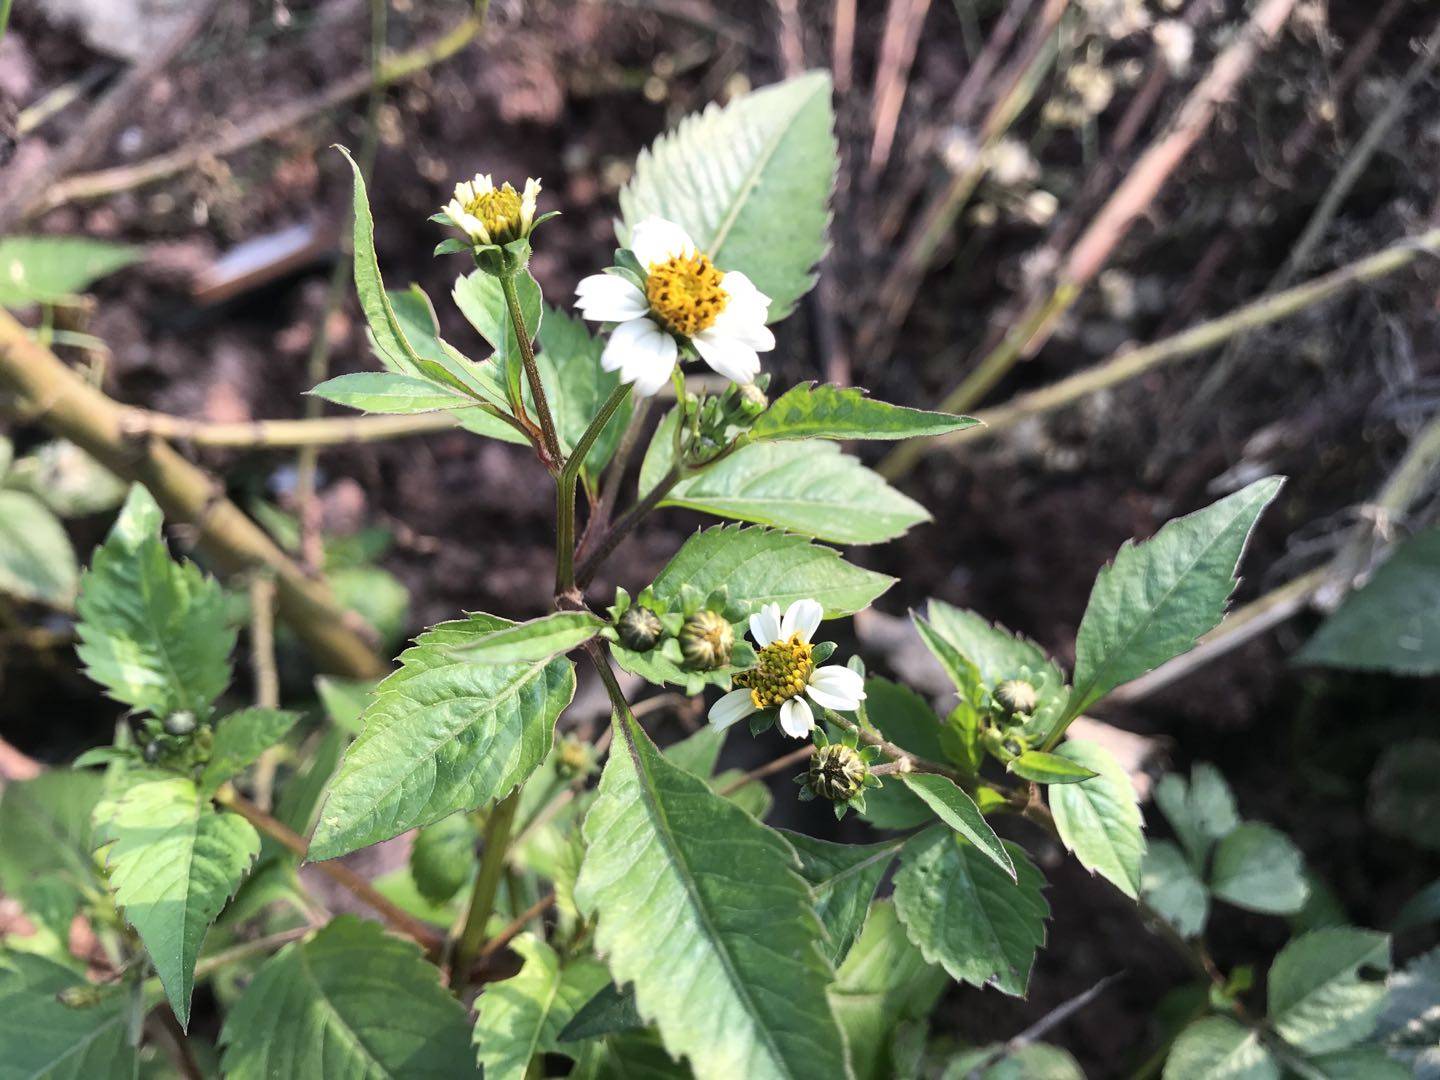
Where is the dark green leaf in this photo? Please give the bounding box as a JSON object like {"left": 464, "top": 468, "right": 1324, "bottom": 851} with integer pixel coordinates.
{"left": 1141, "top": 840, "right": 1209, "bottom": 938}
{"left": 449, "top": 611, "right": 604, "bottom": 664}
{"left": 1268, "top": 928, "right": 1390, "bottom": 1053}
{"left": 750, "top": 384, "right": 977, "bottom": 442}
{"left": 1008, "top": 750, "right": 1098, "bottom": 785}
{"left": 0, "top": 951, "right": 135, "bottom": 1079}
{"left": 782, "top": 832, "right": 901, "bottom": 963}
{"left": 899, "top": 773, "right": 1014, "bottom": 879}
{"left": 199, "top": 707, "right": 300, "bottom": 795}
{"left": 410, "top": 812, "right": 477, "bottom": 904}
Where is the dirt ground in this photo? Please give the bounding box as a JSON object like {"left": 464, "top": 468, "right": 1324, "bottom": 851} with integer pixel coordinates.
{"left": 3, "top": 0, "right": 1440, "bottom": 1072}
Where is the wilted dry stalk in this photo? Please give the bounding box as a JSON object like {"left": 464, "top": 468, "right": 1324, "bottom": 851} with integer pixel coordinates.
{"left": 0, "top": 309, "right": 385, "bottom": 679}
{"left": 868, "top": 0, "right": 934, "bottom": 177}
{"left": 880, "top": 0, "right": 1300, "bottom": 478}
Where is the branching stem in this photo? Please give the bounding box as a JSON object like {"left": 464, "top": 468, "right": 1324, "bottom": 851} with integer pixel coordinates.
{"left": 501, "top": 270, "right": 562, "bottom": 470}
{"left": 452, "top": 790, "right": 522, "bottom": 996}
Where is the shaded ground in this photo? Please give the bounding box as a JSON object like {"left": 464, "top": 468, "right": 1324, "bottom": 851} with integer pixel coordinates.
{"left": 3, "top": 0, "right": 1440, "bottom": 1072}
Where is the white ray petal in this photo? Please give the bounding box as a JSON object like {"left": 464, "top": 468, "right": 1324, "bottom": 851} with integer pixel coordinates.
{"left": 805, "top": 666, "right": 867, "bottom": 712}
{"left": 781, "top": 599, "right": 823, "bottom": 643}
{"left": 709, "top": 689, "right": 759, "bottom": 732}
{"left": 601, "top": 318, "right": 676, "bottom": 396}
{"left": 691, "top": 330, "right": 761, "bottom": 385}
{"left": 575, "top": 274, "right": 649, "bottom": 322}
{"left": 631, "top": 217, "right": 696, "bottom": 268}
{"left": 779, "top": 697, "right": 816, "bottom": 739}
{"left": 749, "top": 603, "right": 782, "bottom": 647}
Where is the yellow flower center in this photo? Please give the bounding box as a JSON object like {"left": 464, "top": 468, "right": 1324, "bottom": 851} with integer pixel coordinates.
{"left": 465, "top": 185, "right": 524, "bottom": 243}
{"left": 734, "top": 634, "right": 813, "bottom": 710}
{"left": 645, "top": 252, "right": 728, "bottom": 337}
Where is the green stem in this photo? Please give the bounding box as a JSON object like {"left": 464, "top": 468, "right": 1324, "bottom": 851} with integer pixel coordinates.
{"left": 575, "top": 464, "right": 683, "bottom": 587}
{"left": 556, "top": 383, "right": 632, "bottom": 593}
{"left": 500, "top": 270, "right": 562, "bottom": 469}
{"left": 0, "top": 0, "right": 13, "bottom": 43}
{"left": 452, "top": 790, "right": 522, "bottom": 995}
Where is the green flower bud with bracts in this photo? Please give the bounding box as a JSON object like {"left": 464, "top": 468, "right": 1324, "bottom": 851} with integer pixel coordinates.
{"left": 555, "top": 735, "right": 595, "bottom": 782}
{"left": 679, "top": 609, "right": 733, "bottom": 671}
{"left": 162, "top": 710, "right": 197, "bottom": 736}
{"left": 616, "top": 604, "right": 664, "bottom": 652}
{"left": 806, "top": 742, "right": 868, "bottom": 802}
{"left": 442, "top": 175, "right": 543, "bottom": 247}
{"left": 994, "top": 679, "right": 1038, "bottom": 716}
{"left": 736, "top": 381, "right": 768, "bottom": 416}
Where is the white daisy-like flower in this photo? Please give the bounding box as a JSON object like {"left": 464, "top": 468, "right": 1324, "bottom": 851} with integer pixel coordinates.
{"left": 708, "top": 598, "right": 867, "bottom": 740}
{"left": 573, "top": 217, "right": 775, "bottom": 397}
{"left": 443, "top": 175, "right": 541, "bottom": 246}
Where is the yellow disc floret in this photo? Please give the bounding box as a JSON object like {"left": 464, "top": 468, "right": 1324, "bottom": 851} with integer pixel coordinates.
{"left": 645, "top": 252, "right": 728, "bottom": 337}
{"left": 463, "top": 184, "right": 525, "bottom": 244}
{"left": 733, "top": 634, "right": 814, "bottom": 709}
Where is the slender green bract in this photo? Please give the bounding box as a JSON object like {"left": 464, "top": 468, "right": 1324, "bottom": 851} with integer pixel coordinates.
{"left": 310, "top": 371, "right": 475, "bottom": 414}
{"left": 575, "top": 712, "right": 848, "bottom": 1080}
{"left": 309, "top": 613, "right": 576, "bottom": 860}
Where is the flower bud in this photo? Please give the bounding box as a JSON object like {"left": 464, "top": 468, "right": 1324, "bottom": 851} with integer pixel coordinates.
{"left": 994, "top": 679, "right": 1038, "bottom": 715}
{"left": 616, "top": 605, "right": 663, "bottom": 652}
{"left": 678, "top": 610, "right": 733, "bottom": 671}
{"left": 807, "top": 743, "right": 868, "bottom": 802}
{"left": 142, "top": 739, "right": 163, "bottom": 764}
{"left": 555, "top": 735, "right": 593, "bottom": 781}
{"left": 163, "top": 710, "right": 197, "bottom": 736}
{"left": 736, "top": 382, "right": 768, "bottom": 417}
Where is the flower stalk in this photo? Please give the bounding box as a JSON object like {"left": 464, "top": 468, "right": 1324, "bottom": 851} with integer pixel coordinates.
{"left": 499, "top": 268, "right": 563, "bottom": 470}
{"left": 452, "top": 789, "right": 522, "bottom": 996}
{"left": 556, "top": 382, "right": 632, "bottom": 593}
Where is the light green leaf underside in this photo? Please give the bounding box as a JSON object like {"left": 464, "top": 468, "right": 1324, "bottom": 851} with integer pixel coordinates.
{"left": 1047, "top": 740, "right": 1145, "bottom": 899}
{"left": 656, "top": 439, "right": 930, "bottom": 545}
{"left": 650, "top": 525, "right": 895, "bottom": 618}
{"left": 93, "top": 774, "right": 260, "bottom": 1027}
{"left": 1140, "top": 840, "right": 1209, "bottom": 938}
{"left": 1069, "top": 476, "right": 1284, "bottom": 717}
{"left": 0, "top": 490, "right": 78, "bottom": 607}
{"left": 828, "top": 900, "right": 947, "bottom": 1080}
{"left": 574, "top": 714, "right": 847, "bottom": 1080}
{"left": 473, "top": 934, "right": 610, "bottom": 1080}
{"left": 450, "top": 611, "right": 604, "bottom": 664}
{"left": 1297, "top": 527, "right": 1440, "bottom": 674}
{"left": 0, "top": 951, "right": 135, "bottom": 1080}
{"left": 899, "top": 772, "right": 1014, "bottom": 879}
{"left": 310, "top": 371, "right": 474, "bottom": 414}
{"left": 310, "top": 613, "right": 575, "bottom": 860}
{"left": 751, "top": 384, "right": 977, "bottom": 442}
{"left": 1208, "top": 823, "right": 1308, "bottom": 915}
{"left": 219, "top": 916, "right": 479, "bottom": 1078}
{"left": 200, "top": 707, "right": 301, "bottom": 795}
{"left": 0, "top": 235, "right": 140, "bottom": 308}
{"left": 75, "top": 484, "right": 235, "bottom": 719}
{"left": 1162, "top": 1017, "right": 1277, "bottom": 1080}
{"left": 782, "top": 831, "right": 901, "bottom": 964}
{"left": 1267, "top": 928, "right": 1391, "bottom": 1054}
{"left": 893, "top": 830, "right": 1049, "bottom": 997}
{"left": 618, "top": 71, "right": 836, "bottom": 321}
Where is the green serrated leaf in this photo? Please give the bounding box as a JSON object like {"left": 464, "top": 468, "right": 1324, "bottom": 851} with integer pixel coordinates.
{"left": 0, "top": 490, "right": 78, "bottom": 608}
{"left": 1209, "top": 823, "right": 1308, "bottom": 915}
{"left": 410, "top": 813, "right": 477, "bottom": 904}
{"left": 892, "top": 829, "right": 1049, "bottom": 996}
{"left": 449, "top": 611, "right": 604, "bottom": 664}
{"left": 1048, "top": 741, "right": 1145, "bottom": 898}
{"left": 647, "top": 525, "right": 895, "bottom": 620}
{"left": 1268, "top": 928, "right": 1390, "bottom": 1053}
{"left": 310, "top": 613, "right": 575, "bottom": 861}
{"left": 219, "top": 915, "right": 479, "bottom": 1077}
{"left": 1376, "top": 946, "right": 1440, "bottom": 1075}
{"left": 93, "top": 774, "right": 259, "bottom": 1027}
{"left": 649, "top": 438, "right": 929, "bottom": 545}
{"left": 558, "top": 982, "right": 646, "bottom": 1043}
{"left": 199, "top": 707, "right": 300, "bottom": 795}
{"left": 0, "top": 951, "right": 135, "bottom": 1079}
{"left": 1297, "top": 527, "right": 1440, "bottom": 674}
{"left": 75, "top": 485, "right": 235, "bottom": 719}
{"left": 473, "top": 933, "right": 610, "bottom": 1080}
{"left": 0, "top": 771, "right": 103, "bottom": 944}
{"left": 1162, "top": 1017, "right": 1277, "bottom": 1080}
{"left": 0, "top": 236, "right": 140, "bottom": 308}
{"left": 782, "top": 832, "right": 902, "bottom": 964}
{"left": 1141, "top": 839, "right": 1209, "bottom": 938}
{"left": 899, "top": 773, "right": 1014, "bottom": 879}
{"left": 1008, "top": 750, "right": 1098, "bottom": 785}
{"left": 858, "top": 678, "right": 947, "bottom": 830}
{"left": 751, "top": 384, "right": 977, "bottom": 442}
{"left": 453, "top": 269, "right": 541, "bottom": 390}
{"left": 619, "top": 71, "right": 836, "bottom": 321}
{"left": 1068, "top": 477, "right": 1284, "bottom": 719}
{"left": 574, "top": 713, "right": 847, "bottom": 1080}
{"left": 310, "top": 371, "right": 475, "bottom": 414}
{"left": 828, "top": 900, "right": 947, "bottom": 1080}
{"left": 1154, "top": 762, "right": 1240, "bottom": 868}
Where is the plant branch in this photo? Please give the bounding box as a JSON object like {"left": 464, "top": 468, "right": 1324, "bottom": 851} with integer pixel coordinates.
{"left": 502, "top": 271, "right": 562, "bottom": 470}
{"left": 881, "top": 226, "right": 1440, "bottom": 473}
{"left": 557, "top": 383, "right": 632, "bottom": 593}
{"left": 215, "top": 787, "right": 442, "bottom": 951}
{"left": 575, "top": 464, "right": 683, "bottom": 587}
{"left": 0, "top": 310, "right": 386, "bottom": 678}
{"left": 452, "top": 790, "right": 522, "bottom": 996}
{"left": 27, "top": 13, "right": 487, "bottom": 217}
